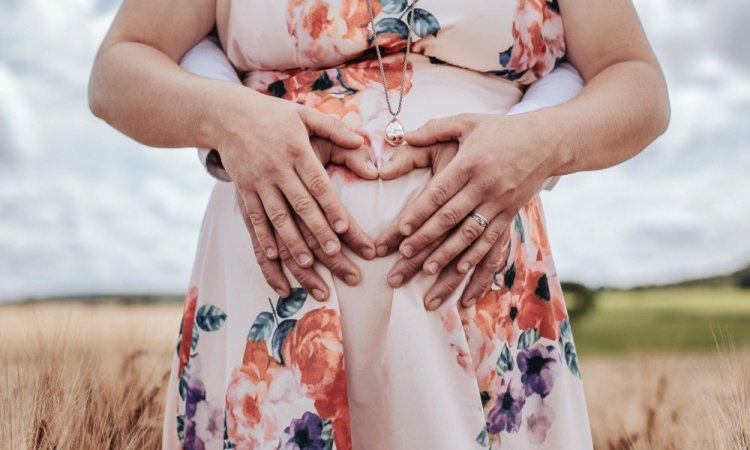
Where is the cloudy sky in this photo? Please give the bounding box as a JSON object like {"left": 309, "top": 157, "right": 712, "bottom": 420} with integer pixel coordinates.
{"left": 0, "top": 0, "right": 748, "bottom": 301}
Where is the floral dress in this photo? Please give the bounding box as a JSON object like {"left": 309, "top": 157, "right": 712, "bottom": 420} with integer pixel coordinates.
{"left": 162, "top": 0, "right": 593, "bottom": 449}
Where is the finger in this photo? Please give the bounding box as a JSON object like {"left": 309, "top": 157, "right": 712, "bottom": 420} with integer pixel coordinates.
{"left": 245, "top": 215, "right": 292, "bottom": 298}
{"left": 375, "top": 158, "right": 472, "bottom": 256}
{"left": 377, "top": 143, "right": 433, "bottom": 180}
{"left": 338, "top": 210, "right": 376, "bottom": 260}
{"left": 419, "top": 204, "right": 500, "bottom": 276}
{"left": 402, "top": 115, "right": 470, "bottom": 146}
{"left": 237, "top": 189, "right": 279, "bottom": 259}
{"left": 296, "top": 215, "right": 362, "bottom": 286}
{"left": 280, "top": 175, "right": 341, "bottom": 256}
{"left": 259, "top": 187, "right": 314, "bottom": 268}
{"left": 275, "top": 231, "right": 330, "bottom": 302}
{"left": 298, "top": 108, "right": 364, "bottom": 149}
{"left": 294, "top": 150, "right": 351, "bottom": 234}
{"left": 386, "top": 232, "right": 447, "bottom": 288}
{"left": 456, "top": 216, "right": 510, "bottom": 275}
{"left": 423, "top": 259, "right": 465, "bottom": 311}
{"left": 398, "top": 188, "right": 482, "bottom": 258}
{"left": 459, "top": 239, "right": 505, "bottom": 308}
{"left": 327, "top": 144, "right": 378, "bottom": 180}
{"left": 374, "top": 143, "right": 458, "bottom": 257}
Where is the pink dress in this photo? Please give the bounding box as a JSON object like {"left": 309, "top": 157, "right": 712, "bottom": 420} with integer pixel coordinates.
{"left": 162, "top": 0, "right": 593, "bottom": 449}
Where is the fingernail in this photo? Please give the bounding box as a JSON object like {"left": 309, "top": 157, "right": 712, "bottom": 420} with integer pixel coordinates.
{"left": 425, "top": 261, "right": 438, "bottom": 274}
{"left": 266, "top": 247, "right": 277, "bottom": 259}
{"left": 344, "top": 273, "right": 359, "bottom": 286}
{"left": 275, "top": 288, "right": 288, "bottom": 297}
{"left": 389, "top": 273, "right": 403, "bottom": 288}
{"left": 366, "top": 160, "right": 376, "bottom": 173}
{"left": 400, "top": 244, "right": 413, "bottom": 258}
{"left": 334, "top": 220, "right": 347, "bottom": 233}
{"left": 312, "top": 289, "right": 327, "bottom": 301}
{"left": 362, "top": 246, "right": 376, "bottom": 260}
{"left": 459, "top": 262, "right": 470, "bottom": 273}
{"left": 299, "top": 254, "right": 312, "bottom": 266}
{"left": 400, "top": 224, "right": 413, "bottom": 236}
{"left": 427, "top": 298, "right": 442, "bottom": 310}
{"left": 376, "top": 245, "right": 389, "bottom": 257}
{"left": 464, "top": 297, "right": 477, "bottom": 308}
{"left": 324, "top": 240, "right": 338, "bottom": 254}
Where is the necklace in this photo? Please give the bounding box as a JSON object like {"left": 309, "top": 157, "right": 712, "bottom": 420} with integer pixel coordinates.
{"left": 364, "top": 0, "right": 418, "bottom": 146}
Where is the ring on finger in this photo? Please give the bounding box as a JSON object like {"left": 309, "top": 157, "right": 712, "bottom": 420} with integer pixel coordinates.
{"left": 470, "top": 211, "right": 489, "bottom": 228}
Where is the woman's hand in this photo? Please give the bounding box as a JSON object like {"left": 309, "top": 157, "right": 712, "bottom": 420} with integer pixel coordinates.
{"left": 237, "top": 135, "right": 379, "bottom": 301}
{"left": 218, "top": 92, "right": 378, "bottom": 279}
{"left": 375, "top": 112, "right": 562, "bottom": 310}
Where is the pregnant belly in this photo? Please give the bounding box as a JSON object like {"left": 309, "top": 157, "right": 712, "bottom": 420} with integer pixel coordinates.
{"left": 302, "top": 54, "right": 525, "bottom": 240}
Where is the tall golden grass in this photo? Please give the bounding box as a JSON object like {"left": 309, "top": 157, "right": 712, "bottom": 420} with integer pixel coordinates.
{"left": 0, "top": 302, "right": 748, "bottom": 450}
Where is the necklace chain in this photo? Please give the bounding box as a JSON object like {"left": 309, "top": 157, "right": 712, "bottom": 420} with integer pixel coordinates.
{"left": 364, "top": 0, "right": 419, "bottom": 117}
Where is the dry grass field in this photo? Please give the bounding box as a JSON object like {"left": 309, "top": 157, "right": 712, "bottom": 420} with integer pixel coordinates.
{"left": 0, "top": 301, "right": 748, "bottom": 450}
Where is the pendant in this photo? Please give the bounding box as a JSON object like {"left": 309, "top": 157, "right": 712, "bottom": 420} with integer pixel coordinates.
{"left": 385, "top": 116, "right": 405, "bottom": 146}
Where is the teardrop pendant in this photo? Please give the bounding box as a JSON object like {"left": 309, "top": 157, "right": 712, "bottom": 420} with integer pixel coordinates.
{"left": 385, "top": 116, "right": 405, "bottom": 146}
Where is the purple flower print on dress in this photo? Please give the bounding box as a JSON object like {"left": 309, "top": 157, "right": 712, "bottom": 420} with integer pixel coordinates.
{"left": 517, "top": 344, "right": 559, "bottom": 398}
{"left": 182, "top": 355, "right": 224, "bottom": 449}
{"left": 185, "top": 356, "right": 207, "bottom": 419}
{"left": 525, "top": 395, "right": 556, "bottom": 444}
{"left": 487, "top": 379, "right": 526, "bottom": 434}
{"left": 281, "top": 411, "right": 333, "bottom": 450}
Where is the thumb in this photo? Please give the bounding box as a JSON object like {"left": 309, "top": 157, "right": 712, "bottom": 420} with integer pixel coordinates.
{"left": 403, "top": 116, "right": 465, "bottom": 146}
{"left": 329, "top": 146, "right": 379, "bottom": 180}
{"left": 298, "top": 108, "right": 364, "bottom": 149}
{"left": 378, "top": 144, "right": 433, "bottom": 180}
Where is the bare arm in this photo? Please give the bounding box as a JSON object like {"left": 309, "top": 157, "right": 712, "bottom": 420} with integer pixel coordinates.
{"left": 542, "top": 0, "right": 670, "bottom": 176}
{"left": 88, "top": 0, "right": 228, "bottom": 149}
{"left": 89, "top": 0, "right": 378, "bottom": 301}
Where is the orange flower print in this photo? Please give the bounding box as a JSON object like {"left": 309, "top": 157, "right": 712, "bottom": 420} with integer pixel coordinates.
{"left": 523, "top": 195, "right": 553, "bottom": 258}
{"left": 226, "top": 340, "right": 316, "bottom": 449}
{"left": 178, "top": 286, "right": 198, "bottom": 377}
{"left": 440, "top": 307, "right": 475, "bottom": 377}
{"left": 226, "top": 303, "right": 351, "bottom": 450}
{"left": 287, "top": 0, "right": 380, "bottom": 67}
{"left": 281, "top": 307, "right": 351, "bottom": 450}
{"left": 517, "top": 248, "right": 568, "bottom": 341}
{"left": 281, "top": 307, "right": 345, "bottom": 398}
{"left": 497, "top": 0, "right": 566, "bottom": 84}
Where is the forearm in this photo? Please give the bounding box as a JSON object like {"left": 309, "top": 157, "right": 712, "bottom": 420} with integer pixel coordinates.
{"left": 88, "top": 39, "right": 253, "bottom": 150}
{"left": 542, "top": 58, "right": 670, "bottom": 178}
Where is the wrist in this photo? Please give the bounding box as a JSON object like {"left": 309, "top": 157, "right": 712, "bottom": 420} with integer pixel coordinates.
{"left": 534, "top": 105, "right": 578, "bottom": 178}
{"left": 202, "top": 82, "right": 265, "bottom": 153}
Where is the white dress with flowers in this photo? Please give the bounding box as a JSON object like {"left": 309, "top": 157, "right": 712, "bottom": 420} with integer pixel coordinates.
{"left": 162, "top": 0, "right": 593, "bottom": 449}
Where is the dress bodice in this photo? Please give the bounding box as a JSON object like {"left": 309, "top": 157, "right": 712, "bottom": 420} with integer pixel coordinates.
{"left": 216, "top": 0, "right": 566, "bottom": 86}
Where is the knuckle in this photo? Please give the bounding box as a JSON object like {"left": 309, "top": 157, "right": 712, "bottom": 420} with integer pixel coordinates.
{"left": 302, "top": 232, "right": 320, "bottom": 251}
{"left": 401, "top": 256, "right": 424, "bottom": 274}
{"left": 307, "top": 175, "right": 330, "bottom": 199}
{"left": 293, "top": 270, "right": 312, "bottom": 285}
{"left": 438, "top": 277, "right": 461, "bottom": 295}
{"left": 429, "top": 186, "right": 449, "bottom": 208}
{"left": 325, "top": 257, "right": 348, "bottom": 276}
{"left": 438, "top": 208, "right": 461, "bottom": 228}
{"left": 246, "top": 212, "right": 266, "bottom": 227}
{"left": 277, "top": 244, "right": 292, "bottom": 260}
{"left": 460, "top": 224, "right": 482, "bottom": 244}
{"left": 268, "top": 208, "right": 291, "bottom": 227}
{"left": 290, "top": 195, "right": 317, "bottom": 215}
{"left": 483, "top": 227, "right": 501, "bottom": 243}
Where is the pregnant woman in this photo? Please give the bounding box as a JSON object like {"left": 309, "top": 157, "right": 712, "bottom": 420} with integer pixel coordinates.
{"left": 88, "top": 0, "right": 669, "bottom": 448}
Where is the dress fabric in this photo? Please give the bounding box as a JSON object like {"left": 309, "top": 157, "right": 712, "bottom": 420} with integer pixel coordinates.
{"left": 161, "top": 0, "right": 593, "bottom": 449}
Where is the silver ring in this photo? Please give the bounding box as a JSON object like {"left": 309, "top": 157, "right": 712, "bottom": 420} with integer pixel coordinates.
{"left": 470, "top": 212, "right": 489, "bottom": 228}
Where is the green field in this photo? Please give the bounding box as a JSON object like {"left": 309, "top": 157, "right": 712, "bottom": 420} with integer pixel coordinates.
{"left": 570, "top": 286, "right": 750, "bottom": 353}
